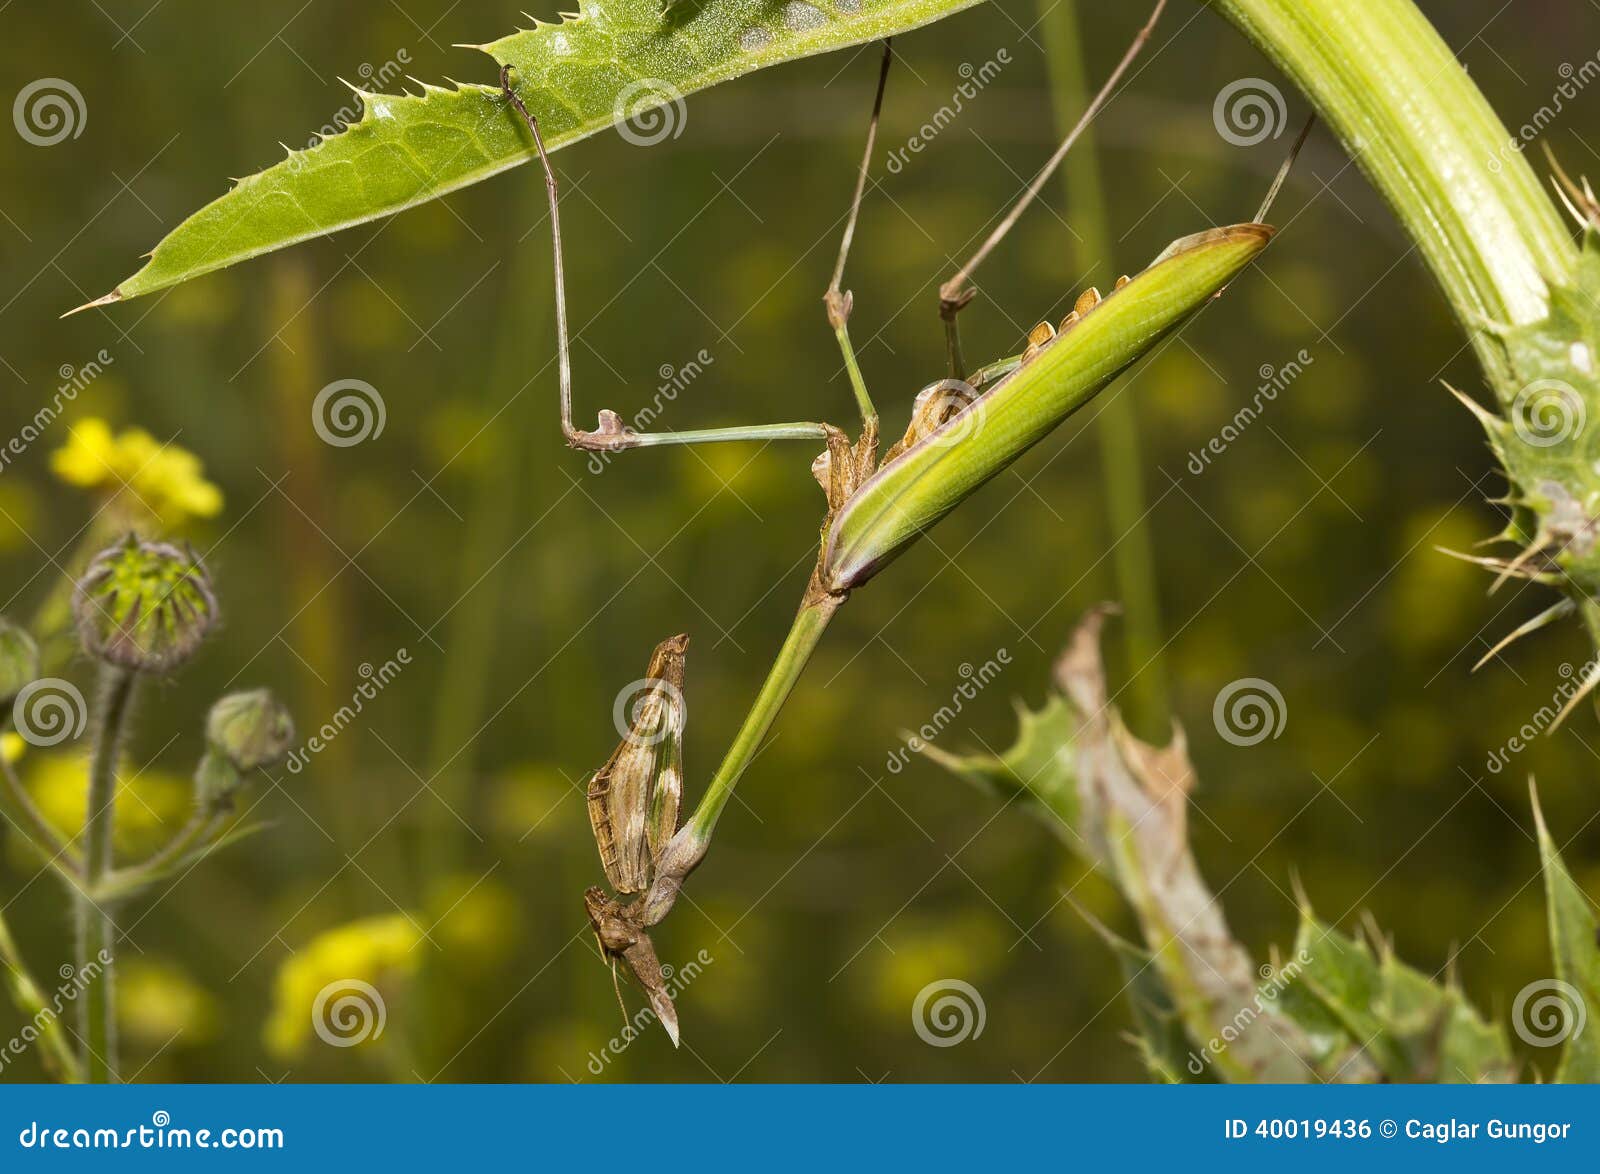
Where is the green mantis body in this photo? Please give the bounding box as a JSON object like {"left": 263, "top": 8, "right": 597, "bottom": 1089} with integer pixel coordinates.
{"left": 822, "top": 225, "right": 1272, "bottom": 592}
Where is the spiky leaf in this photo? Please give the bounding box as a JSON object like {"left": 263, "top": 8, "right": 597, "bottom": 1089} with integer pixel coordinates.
{"left": 1533, "top": 788, "right": 1600, "bottom": 1082}
{"left": 88, "top": 0, "right": 985, "bottom": 307}
{"left": 1289, "top": 912, "right": 1515, "bottom": 1083}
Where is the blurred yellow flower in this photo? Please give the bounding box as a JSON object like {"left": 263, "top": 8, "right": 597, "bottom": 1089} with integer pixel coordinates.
{"left": 50, "top": 418, "right": 223, "bottom": 526}
{"left": 264, "top": 914, "right": 422, "bottom": 1059}
{"left": 425, "top": 873, "right": 521, "bottom": 967}
{"left": 22, "top": 754, "right": 189, "bottom": 860}
{"left": 118, "top": 958, "right": 220, "bottom": 1047}
{"left": 1, "top": 732, "right": 22, "bottom": 765}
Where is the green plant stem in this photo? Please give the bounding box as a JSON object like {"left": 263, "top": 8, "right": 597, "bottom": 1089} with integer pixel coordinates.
{"left": 0, "top": 730, "right": 78, "bottom": 872}
{"left": 685, "top": 593, "right": 843, "bottom": 848}
{"left": 0, "top": 908, "right": 82, "bottom": 1082}
{"left": 1041, "top": 0, "right": 1169, "bottom": 734}
{"left": 128, "top": 811, "right": 219, "bottom": 881}
{"left": 1204, "top": 0, "right": 1575, "bottom": 403}
{"left": 76, "top": 664, "right": 135, "bottom": 1083}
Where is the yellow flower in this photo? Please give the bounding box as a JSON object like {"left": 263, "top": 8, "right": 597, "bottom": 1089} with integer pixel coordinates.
{"left": 1, "top": 732, "right": 22, "bottom": 765}
{"left": 426, "top": 874, "right": 520, "bottom": 967}
{"left": 51, "top": 418, "right": 222, "bottom": 527}
{"left": 21, "top": 754, "right": 189, "bottom": 860}
{"left": 117, "top": 958, "right": 220, "bottom": 1046}
{"left": 264, "top": 914, "right": 422, "bottom": 1059}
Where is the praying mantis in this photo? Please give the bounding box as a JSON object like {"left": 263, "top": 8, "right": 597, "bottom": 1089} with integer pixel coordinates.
{"left": 496, "top": 0, "right": 1296, "bottom": 1044}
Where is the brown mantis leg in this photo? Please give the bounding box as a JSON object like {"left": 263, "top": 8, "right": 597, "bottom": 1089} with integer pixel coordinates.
{"left": 824, "top": 39, "right": 893, "bottom": 434}
{"left": 936, "top": 0, "right": 1167, "bottom": 379}
{"left": 499, "top": 67, "right": 831, "bottom": 453}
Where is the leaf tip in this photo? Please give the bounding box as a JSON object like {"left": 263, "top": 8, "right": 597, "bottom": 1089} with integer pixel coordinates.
{"left": 62, "top": 288, "right": 122, "bottom": 318}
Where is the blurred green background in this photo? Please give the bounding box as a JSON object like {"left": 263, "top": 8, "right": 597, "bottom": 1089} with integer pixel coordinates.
{"left": 1, "top": 0, "right": 1598, "bottom": 1081}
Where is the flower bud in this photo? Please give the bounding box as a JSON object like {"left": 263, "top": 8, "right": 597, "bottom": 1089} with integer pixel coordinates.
{"left": 0, "top": 619, "right": 39, "bottom": 705}
{"left": 207, "top": 689, "right": 294, "bottom": 771}
{"left": 73, "top": 535, "right": 218, "bottom": 672}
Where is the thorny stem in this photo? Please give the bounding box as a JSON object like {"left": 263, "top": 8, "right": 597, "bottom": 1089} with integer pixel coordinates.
{"left": 937, "top": 0, "right": 1168, "bottom": 360}
{"left": 643, "top": 592, "right": 843, "bottom": 923}
{"left": 826, "top": 39, "right": 894, "bottom": 432}
{"left": 77, "top": 664, "right": 135, "bottom": 1083}
{"left": 1203, "top": 0, "right": 1573, "bottom": 403}
{"left": 1039, "top": 0, "right": 1170, "bottom": 735}
{"left": 0, "top": 907, "right": 82, "bottom": 1081}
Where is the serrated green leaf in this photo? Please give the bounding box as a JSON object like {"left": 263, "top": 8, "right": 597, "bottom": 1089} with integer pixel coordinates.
{"left": 919, "top": 693, "right": 1078, "bottom": 830}
{"left": 1533, "top": 788, "right": 1600, "bottom": 1082}
{"left": 1291, "top": 911, "right": 1515, "bottom": 1083}
{"left": 1094, "top": 924, "right": 1214, "bottom": 1084}
{"left": 87, "top": 0, "right": 985, "bottom": 309}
